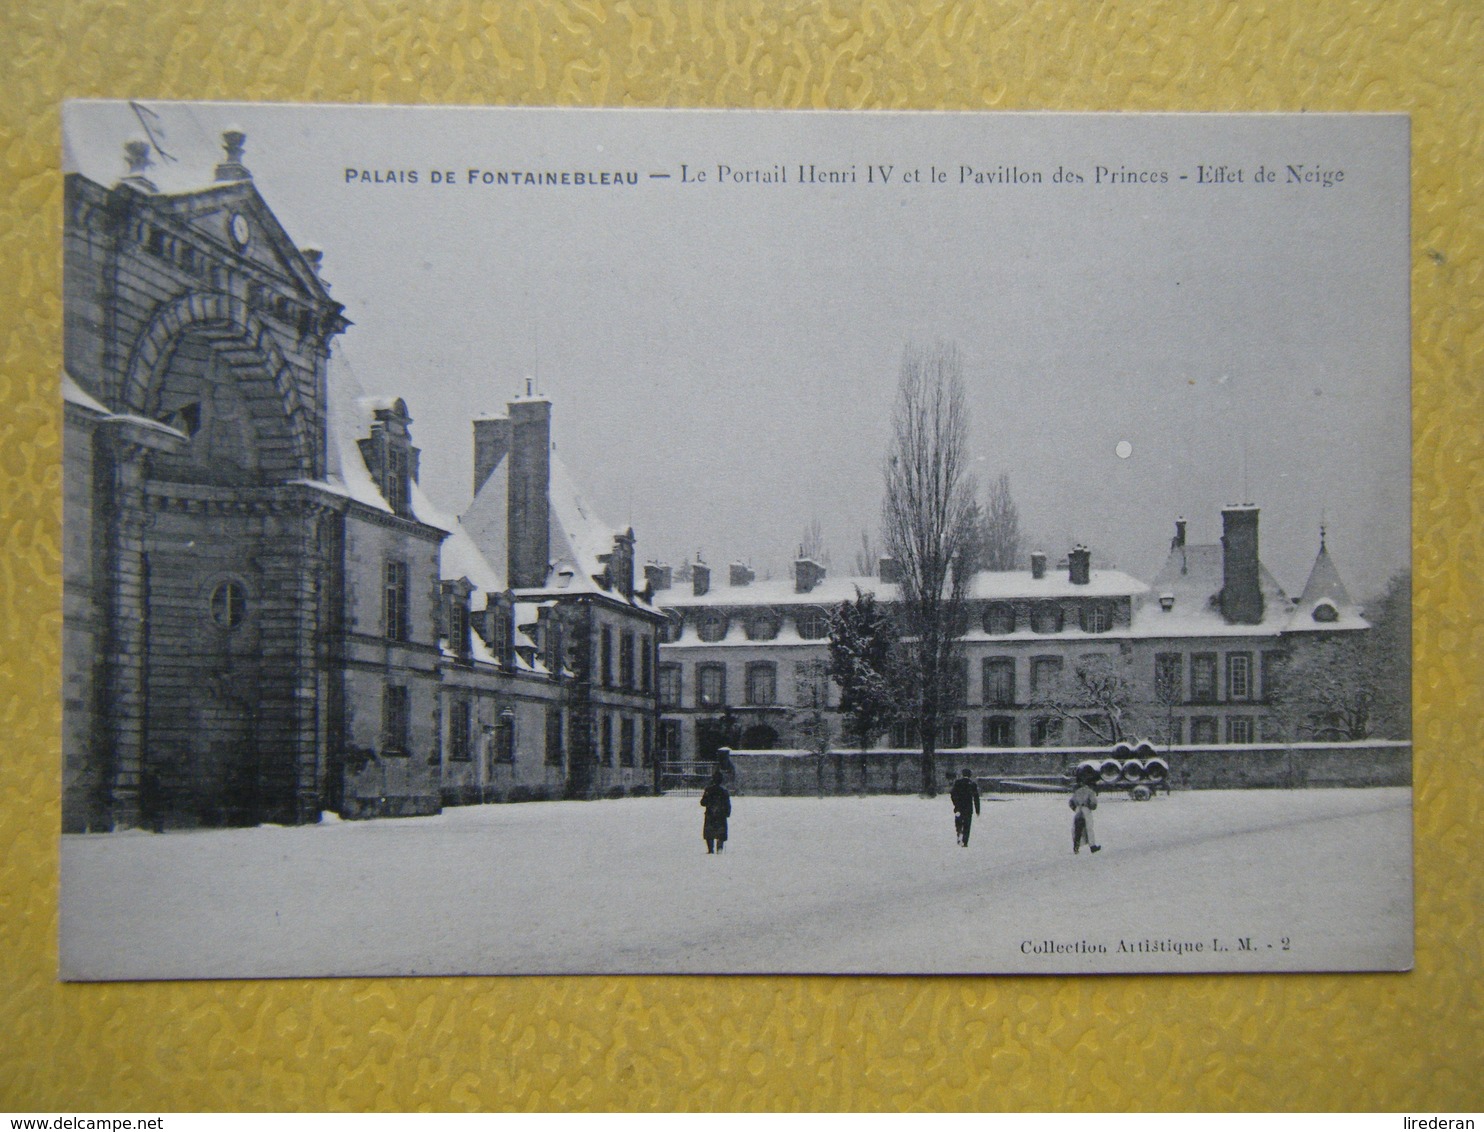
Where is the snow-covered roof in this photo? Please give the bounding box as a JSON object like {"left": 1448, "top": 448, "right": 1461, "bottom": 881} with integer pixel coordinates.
{"left": 547, "top": 455, "right": 625, "bottom": 596}
{"left": 459, "top": 438, "right": 659, "bottom": 613}
{"left": 658, "top": 573, "right": 894, "bottom": 609}
{"left": 1129, "top": 542, "right": 1292, "bottom": 639}
{"left": 311, "top": 343, "right": 447, "bottom": 531}
{"left": 656, "top": 567, "right": 1145, "bottom": 611}
{"left": 63, "top": 370, "right": 191, "bottom": 443}
{"left": 1283, "top": 538, "right": 1369, "bottom": 633}
{"left": 62, "top": 371, "right": 110, "bottom": 415}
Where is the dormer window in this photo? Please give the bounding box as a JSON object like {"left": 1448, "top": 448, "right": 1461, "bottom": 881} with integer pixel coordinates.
{"left": 983, "top": 602, "right": 1016, "bottom": 635}
{"left": 1030, "top": 602, "right": 1064, "bottom": 634}
{"left": 795, "top": 609, "right": 830, "bottom": 640}
{"left": 1080, "top": 603, "right": 1112, "bottom": 633}
{"left": 440, "top": 579, "right": 474, "bottom": 661}
{"left": 1312, "top": 601, "right": 1339, "bottom": 623}
{"left": 746, "top": 611, "right": 780, "bottom": 641}
{"left": 697, "top": 613, "right": 729, "bottom": 643}
{"left": 385, "top": 444, "right": 408, "bottom": 514}
{"left": 358, "top": 397, "right": 419, "bottom": 519}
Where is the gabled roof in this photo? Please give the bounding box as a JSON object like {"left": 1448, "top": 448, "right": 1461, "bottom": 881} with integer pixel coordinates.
{"left": 1130, "top": 542, "right": 1294, "bottom": 638}
{"left": 1285, "top": 537, "right": 1369, "bottom": 633}
{"left": 459, "top": 440, "right": 658, "bottom": 612}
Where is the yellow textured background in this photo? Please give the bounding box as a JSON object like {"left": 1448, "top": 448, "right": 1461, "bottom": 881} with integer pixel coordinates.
{"left": 2, "top": 0, "right": 1481, "bottom": 1112}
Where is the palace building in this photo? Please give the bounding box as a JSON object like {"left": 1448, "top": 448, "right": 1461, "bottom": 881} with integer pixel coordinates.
{"left": 63, "top": 132, "right": 661, "bottom": 831}
{"left": 652, "top": 507, "right": 1369, "bottom": 764}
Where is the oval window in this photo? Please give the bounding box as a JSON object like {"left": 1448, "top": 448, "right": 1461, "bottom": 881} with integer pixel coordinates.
{"left": 210, "top": 580, "right": 247, "bottom": 629}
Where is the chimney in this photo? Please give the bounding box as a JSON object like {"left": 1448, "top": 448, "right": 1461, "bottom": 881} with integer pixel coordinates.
{"left": 1219, "top": 505, "right": 1264, "bottom": 624}
{"left": 794, "top": 557, "right": 826, "bottom": 595}
{"left": 215, "top": 130, "right": 251, "bottom": 182}
{"left": 692, "top": 561, "right": 711, "bottom": 597}
{"left": 606, "top": 529, "right": 636, "bottom": 599}
{"left": 1172, "top": 517, "right": 1187, "bottom": 549}
{"left": 644, "top": 563, "right": 672, "bottom": 594}
{"left": 729, "top": 562, "right": 755, "bottom": 587}
{"left": 1030, "top": 550, "right": 1047, "bottom": 580}
{"left": 1068, "top": 545, "right": 1091, "bottom": 586}
{"left": 507, "top": 396, "right": 551, "bottom": 589}
{"left": 878, "top": 556, "right": 900, "bottom": 584}
{"left": 472, "top": 415, "right": 510, "bottom": 496}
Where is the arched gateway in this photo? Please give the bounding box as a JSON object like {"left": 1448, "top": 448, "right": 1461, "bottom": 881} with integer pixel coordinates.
{"left": 62, "top": 135, "right": 348, "bottom": 830}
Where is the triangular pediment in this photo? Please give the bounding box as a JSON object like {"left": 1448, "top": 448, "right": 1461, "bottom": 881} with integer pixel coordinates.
{"left": 146, "top": 181, "right": 332, "bottom": 306}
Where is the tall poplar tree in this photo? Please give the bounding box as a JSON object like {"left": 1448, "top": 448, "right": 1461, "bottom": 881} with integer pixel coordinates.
{"left": 881, "top": 341, "right": 979, "bottom": 795}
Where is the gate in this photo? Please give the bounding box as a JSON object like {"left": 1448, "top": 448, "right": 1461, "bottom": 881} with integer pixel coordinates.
{"left": 659, "top": 760, "right": 717, "bottom": 794}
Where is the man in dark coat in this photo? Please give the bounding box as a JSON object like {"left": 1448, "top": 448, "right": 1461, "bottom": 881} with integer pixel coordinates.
{"left": 700, "top": 770, "right": 731, "bottom": 854}
{"left": 949, "top": 768, "right": 981, "bottom": 847}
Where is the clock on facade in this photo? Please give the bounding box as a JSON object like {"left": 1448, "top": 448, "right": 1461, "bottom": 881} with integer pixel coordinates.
{"left": 228, "top": 212, "right": 251, "bottom": 249}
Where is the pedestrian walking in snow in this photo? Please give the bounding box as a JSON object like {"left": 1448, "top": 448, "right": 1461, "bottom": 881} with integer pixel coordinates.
{"left": 1070, "top": 765, "right": 1101, "bottom": 854}
{"left": 700, "top": 769, "right": 731, "bottom": 854}
{"left": 949, "top": 768, "right": 981, "bottom": 847}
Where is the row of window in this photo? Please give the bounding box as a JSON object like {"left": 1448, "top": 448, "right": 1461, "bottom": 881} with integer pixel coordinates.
{"left": 438, "top": 700, "right": 654, "bottom": 768}
{"left": 980, "top": 601, "right": 1115, "bottom": 635}
{"left": 676, "top": 600, "right": 1122, "bottom": 644}
{"left": 688, "top": 608, "right": 832, "bottom": 643}
{"left": 598, "top": 624, "right": 654, "bottom": 692}
{"left": 658, "top": 650, "right": 1277, "bottom": 712}
{"left": 1156, "top": 650, "right": 1277, "bottom": 704}
{"left": 659, "top": 661, "right": 832, "bottom": 709}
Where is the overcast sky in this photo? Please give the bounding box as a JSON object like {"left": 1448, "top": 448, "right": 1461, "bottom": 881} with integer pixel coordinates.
{"left": 64, "top": 104, "right": 1410, "bottom": 599}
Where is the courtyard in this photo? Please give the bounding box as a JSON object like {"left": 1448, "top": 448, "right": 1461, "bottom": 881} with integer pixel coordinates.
{"left": 60, "top": 787, "right": 1413, "bottom": 979}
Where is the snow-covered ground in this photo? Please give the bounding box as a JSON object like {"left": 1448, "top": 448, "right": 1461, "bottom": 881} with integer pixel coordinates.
{"left": 60, "top": 788, "right": 1412, "bottom": 978}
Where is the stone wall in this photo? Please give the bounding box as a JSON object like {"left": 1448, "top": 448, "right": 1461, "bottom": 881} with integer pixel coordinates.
{"left": 724, "top": 742, "right": 1413, "bottom": 795}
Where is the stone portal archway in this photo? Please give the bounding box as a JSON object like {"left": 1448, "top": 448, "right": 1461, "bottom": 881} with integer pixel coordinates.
{"left": 122, "top": 290, "right": 315, "bottom": 480}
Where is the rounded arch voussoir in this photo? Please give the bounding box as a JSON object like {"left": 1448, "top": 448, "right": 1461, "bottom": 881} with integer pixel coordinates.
{"left": 122, "top": 291, "right": 313, "bottom": 471}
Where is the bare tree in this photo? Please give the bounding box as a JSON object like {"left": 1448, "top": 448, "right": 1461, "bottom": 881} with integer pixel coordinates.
{"left": 881, "top": 341, "right": 979, "bottom": 795}
{"left": 853, "top": 528, "right": 880, "bottom": 577}
{"left": 799, "top": 518, "right": 830, "bottom": 568}
{"left": 790, "top": 658, "right": 835, "bottom": 757}
{"left": 1031, "top": 653, "right": 1143, "bottom": 746}
{"left": 980, "top": 472, "right": 1023, "bottom": 571}
{"left": 1272, "top": 638, "right": 1375, "bottom": 741}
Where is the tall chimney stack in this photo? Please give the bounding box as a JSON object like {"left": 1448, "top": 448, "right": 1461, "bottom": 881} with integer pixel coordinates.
{"left": 507, "top": 396, "right": 551, "bottom": 589}
{"left": 1219, "top": 505, "right": 1263, "bottom": 624}
{"left": 1068, "top": 545, "right": 1091, "bottom": 586}
{"left": 1030, "top": 550, "right": 1047, "bottom": 580}
{"left": 644, "top": 563, "right": 672, "bottom": 594}
{"left": 692, "top": 560, "right": 711, "bottom": 597}
{"left": 472, "top": 415, "right": 510, "bottom": 496}
{"left": 794, "top": 557, "right": 826, "bottom": 594}
{"left": 1172, "top": 517, "right": 1187, "bottom": 549}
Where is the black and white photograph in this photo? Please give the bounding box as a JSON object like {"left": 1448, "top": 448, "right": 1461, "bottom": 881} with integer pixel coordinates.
{"left": 59, "top": 103, "right": 1411, "bottom": 978}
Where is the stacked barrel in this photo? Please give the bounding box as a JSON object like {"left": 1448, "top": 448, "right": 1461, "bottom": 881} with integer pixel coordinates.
{"left": 1076, "top": 741, "right": 1169, "bottom": 800}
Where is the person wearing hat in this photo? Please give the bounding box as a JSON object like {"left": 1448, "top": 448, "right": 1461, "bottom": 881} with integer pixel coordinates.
{"left": 949, "top": 768, "right": 981, "bottom": 847}
{"left": 1070, "top": 764, "right": 1101, "bottom": 854}
{"left": 700, "top": 769, "right": 731, "bottom": 854}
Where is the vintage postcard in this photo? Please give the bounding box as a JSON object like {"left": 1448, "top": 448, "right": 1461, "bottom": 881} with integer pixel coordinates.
{"left": 59, "top": 103, "right": 1411, "bottom": 977}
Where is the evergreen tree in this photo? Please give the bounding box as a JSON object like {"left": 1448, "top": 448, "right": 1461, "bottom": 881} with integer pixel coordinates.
{"left": 826, "top": 589, "right": 901, "bottom": 754}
